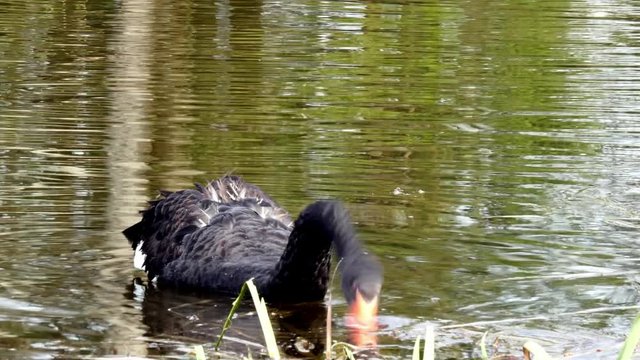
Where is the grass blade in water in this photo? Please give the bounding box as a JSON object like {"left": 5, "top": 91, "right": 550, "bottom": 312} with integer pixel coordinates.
{"left": 617, "top": 313, "right": 640, "bottom": 360}
{"left": 194, "top": 345, "right": 207, "bottom": 360}
{"left": 523, "top": 340, "right": 552, "bottom": 360}
{"left": 479, "top": 331, "right": 489, "bottom": 360}
{"left": 412, "top": 334, "right": 421, "bottom": 360}
{"left": 246, "top": 278, "right": 280, "bottom": 359}
{"left": 423, "top": 325, "right": 434, "bottom": 360}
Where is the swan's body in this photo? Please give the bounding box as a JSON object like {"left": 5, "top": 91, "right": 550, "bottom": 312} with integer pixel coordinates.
{"left": 123, "top": 176, "right": 382, "bottom": 345}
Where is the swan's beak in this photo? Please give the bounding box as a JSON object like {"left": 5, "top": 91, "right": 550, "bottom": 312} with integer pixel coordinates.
{"left": 346, "top": 289, "right": 379, "bottom": 347}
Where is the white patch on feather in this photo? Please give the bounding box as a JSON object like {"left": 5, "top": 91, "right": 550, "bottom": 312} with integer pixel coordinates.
{"left": 197, "top": 208, "right": 211, "bottom": 228}
{"left": 205, "top": 183, "right": 220, "bottom": 202}
{"left": 199, "top": 208, "right": 212, "bottom": 220}
{"left": 254, "top": 204, "right": 293, "bottom": 228}
{"left": 228, "top": 181, "right": 245, "bottom": 200}
{"left": 258, "top": 206, "right": 270, "bottom": 219}
{"left": 133, "top": 241, "right": 146, "bottom": 271}
{"left": 201, "top": 178, "right": 293, "bottom": 228}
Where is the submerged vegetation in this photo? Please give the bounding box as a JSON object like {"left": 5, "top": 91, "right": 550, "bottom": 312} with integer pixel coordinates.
{"left": 194, "top": 279, "right": 640, "bottom": 359}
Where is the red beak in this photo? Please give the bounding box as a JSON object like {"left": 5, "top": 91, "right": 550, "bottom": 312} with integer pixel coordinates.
{"left": 346, "top": 289, "right": 379, "bottom": 347}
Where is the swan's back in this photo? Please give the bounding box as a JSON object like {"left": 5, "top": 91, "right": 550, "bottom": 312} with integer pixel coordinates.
{"left": 123, "top": 176, "right": 294, "bottom": 293}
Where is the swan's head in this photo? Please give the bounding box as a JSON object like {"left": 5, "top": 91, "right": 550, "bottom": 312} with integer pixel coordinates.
{"left": 342, "top": 252, "right": 383, "bottom": 347}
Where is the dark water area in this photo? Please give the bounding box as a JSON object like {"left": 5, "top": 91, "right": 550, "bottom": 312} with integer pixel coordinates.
{"left": 1, "top": 0, "right": 640, "bottom": 358}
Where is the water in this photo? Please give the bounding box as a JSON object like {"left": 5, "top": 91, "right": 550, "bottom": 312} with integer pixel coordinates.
{"left": 1, "top": 0, "right": 640, "bottom": 358}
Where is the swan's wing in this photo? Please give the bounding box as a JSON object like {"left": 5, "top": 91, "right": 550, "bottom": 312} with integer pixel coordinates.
{"left": 158, "top": 206, "right": 291, "bottom": 294}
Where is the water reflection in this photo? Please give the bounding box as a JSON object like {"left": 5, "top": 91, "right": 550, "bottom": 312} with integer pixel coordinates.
{"left": 0, "top": 0, "right": 639, "bottom": 358}
{"left": 127, "top": 279, "right": 328, "bottom": 358}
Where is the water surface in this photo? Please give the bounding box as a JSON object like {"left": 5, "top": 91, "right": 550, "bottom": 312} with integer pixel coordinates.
{"left": 1, "top": 0, "right": 640, "bottom": 358}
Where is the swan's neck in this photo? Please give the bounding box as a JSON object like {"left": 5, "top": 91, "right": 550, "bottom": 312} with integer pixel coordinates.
{"left": 267, "top": 201, "right": 359, "bottom": 302}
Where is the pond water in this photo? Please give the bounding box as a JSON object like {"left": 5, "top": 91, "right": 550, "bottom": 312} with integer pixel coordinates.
{"left": 1, "top": 0, "right": 640, "bottom": 359}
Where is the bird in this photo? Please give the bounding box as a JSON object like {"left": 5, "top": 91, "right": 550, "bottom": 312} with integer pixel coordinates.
{"left": 123, "top": 175, "right": 383, "bottom": 346}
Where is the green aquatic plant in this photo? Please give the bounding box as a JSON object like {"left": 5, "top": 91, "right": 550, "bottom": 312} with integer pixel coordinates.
{"left": 212, "top": 278, "right": 280, "bottom": 359}
{"left": 331, "top": 342, "right": 356, "bottom": 360}
{"left": 214, "top": 280, "right": 249, "bottom": 351}
{"left": 325, "top": 259, "right": 343, "bottom": 360}
{"left": 479, "top": 331, "right": 489, "bottom": 360}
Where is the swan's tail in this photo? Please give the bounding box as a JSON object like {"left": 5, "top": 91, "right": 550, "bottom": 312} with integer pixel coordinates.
{"left": 122, "top": 188, "right": 204, "bottom": 277}
{"left": 122, "top": 221, "right": 147, "bottom": 270}
{"left": 122, "top": 221, "right": 143, "bottom": 249}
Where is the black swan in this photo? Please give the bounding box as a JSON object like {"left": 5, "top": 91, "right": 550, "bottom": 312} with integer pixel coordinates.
{"left": 123, "top": 175, "right": 383, "bottom": 346}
